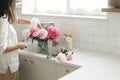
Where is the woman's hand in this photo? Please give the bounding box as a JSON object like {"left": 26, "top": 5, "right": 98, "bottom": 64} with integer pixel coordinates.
{"left": 3, "top": 42, "right": 27, "bottom": 53}
{"left": 16, "top": 42, "right": 27, "bottom": 50}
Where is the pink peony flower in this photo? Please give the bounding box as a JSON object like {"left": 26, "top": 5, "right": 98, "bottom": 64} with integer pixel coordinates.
{"left": 55, "top": 52, "right": 66, "bottom": 62}
{"left": 32, "top": 32, "right": 38, "bottom": 37}
{"left": 23, "top": 29, "right": 31, "bottom": 38}
{"left": 31, "top": 18, "right": 41, "bottom": 27}
{"left": 37, "top": 29, "right": 48, "bottom": 39}
{"left": 29, "top": 27, "right": 40, "bottom": 38}
{"left": 66, "top": 52, "right": 73, "bottom": 61}
{"left": 47, "top": 26, "right": 60, "bottom": 40}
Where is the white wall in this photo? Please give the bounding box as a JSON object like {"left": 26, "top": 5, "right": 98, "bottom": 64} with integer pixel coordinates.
{"left": 15, "top": 8, "right": 120, "bottom": 55}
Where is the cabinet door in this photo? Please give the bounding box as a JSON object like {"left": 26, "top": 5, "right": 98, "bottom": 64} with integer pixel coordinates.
{"left": 19, "top": 55, "right": 56, "bottom": 80}
{"left": 56, "top": 64, "right": 78, "bottom": 79}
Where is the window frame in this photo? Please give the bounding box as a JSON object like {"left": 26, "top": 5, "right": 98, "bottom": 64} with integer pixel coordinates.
{"left": 22, "top": 0, "right": 107, "bottom": 18}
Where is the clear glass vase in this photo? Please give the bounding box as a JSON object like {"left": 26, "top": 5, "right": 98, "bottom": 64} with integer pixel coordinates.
{"left": 37, "top": 39, "right": 49, "bottom": 55}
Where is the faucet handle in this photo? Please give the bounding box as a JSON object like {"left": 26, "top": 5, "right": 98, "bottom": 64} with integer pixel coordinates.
{"left": 52, "top": 40, "right": 59, "bottom": 47}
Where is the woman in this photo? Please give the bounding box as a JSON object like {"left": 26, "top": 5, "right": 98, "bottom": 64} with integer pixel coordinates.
{"left": 0, "top": 0, "right": 31, "bottom": 80}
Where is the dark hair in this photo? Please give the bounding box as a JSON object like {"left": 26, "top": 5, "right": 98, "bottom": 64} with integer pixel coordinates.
{"left": 0, "top": 0, "right": 16, "bottom": 24}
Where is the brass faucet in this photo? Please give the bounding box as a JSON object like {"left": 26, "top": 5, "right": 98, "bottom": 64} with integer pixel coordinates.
{"left": 52, "top": 40, "right": 59, "bottom": 47}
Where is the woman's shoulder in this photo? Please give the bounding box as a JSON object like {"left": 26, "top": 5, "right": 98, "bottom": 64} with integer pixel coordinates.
{"left": 0, "top": 17, "right": 8, "bottom": 30}
{"left": 0, "top": 17, "right": 8, "bottom": 23}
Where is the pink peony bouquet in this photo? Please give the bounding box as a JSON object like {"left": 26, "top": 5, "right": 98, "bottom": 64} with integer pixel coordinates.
{"left": 23, "top": 18, "right": 60, "bottom": 42}
{"left": 23, "top": 18, "right": 60, "bottom": 55}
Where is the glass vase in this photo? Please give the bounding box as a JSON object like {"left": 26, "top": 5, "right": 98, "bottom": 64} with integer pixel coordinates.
{"left": 37, "top": 39, "right": 49, "bottom": 55}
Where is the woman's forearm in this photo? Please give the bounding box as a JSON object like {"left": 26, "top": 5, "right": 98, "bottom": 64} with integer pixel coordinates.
{"left": 4, "top": 44, "right": 19, "bottom": 53}
{"left": 4, "top": 43, "right": 26, "bottom": 53}
{"left": 17, "top": 17, "right": 31, "bottom": 24}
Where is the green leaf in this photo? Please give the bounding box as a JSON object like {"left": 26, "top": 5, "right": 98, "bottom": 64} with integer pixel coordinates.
{"left": 41, "top": 22, "right": 54, "bottom": 28}
{"left": 32, "top": 37, "right": 41, "bottom": 43}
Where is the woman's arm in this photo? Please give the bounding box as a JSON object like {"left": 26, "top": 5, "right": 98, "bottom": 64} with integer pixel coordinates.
{"left": 3, "top": 42, "right": 26, "bottom": 53}
{"left": 17, "top": 17, "right": 31, "bottom": 24}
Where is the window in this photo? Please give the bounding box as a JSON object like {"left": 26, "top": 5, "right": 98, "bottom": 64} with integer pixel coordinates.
{"left": 22, "top": 0, "right": 107, "bottom": 16}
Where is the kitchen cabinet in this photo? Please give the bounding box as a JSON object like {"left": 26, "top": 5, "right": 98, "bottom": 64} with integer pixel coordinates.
{"left": 19, "top": 51, "right": 80, "bottom": 80}
{"left": 19, "top": 55, "right": 56, "bottom": 80}
{"left": 56, "top": 64, "right": 78, "bottom": 79}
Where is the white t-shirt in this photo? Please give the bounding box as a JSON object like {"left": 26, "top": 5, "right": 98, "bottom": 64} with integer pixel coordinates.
{"left": 0, "top": 17, "right": 19, "bottom": 73}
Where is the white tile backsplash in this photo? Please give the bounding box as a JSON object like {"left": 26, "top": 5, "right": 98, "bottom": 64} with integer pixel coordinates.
{"left": 16, "top": 8, "right": 120, "bottom": 55}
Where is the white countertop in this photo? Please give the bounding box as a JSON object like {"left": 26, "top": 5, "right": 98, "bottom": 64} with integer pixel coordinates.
{"left": 59, "top": 49, "right": 120, "bottom": 80}
{"left": 19, "top": 50, "right": 81, "bottom": 68}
